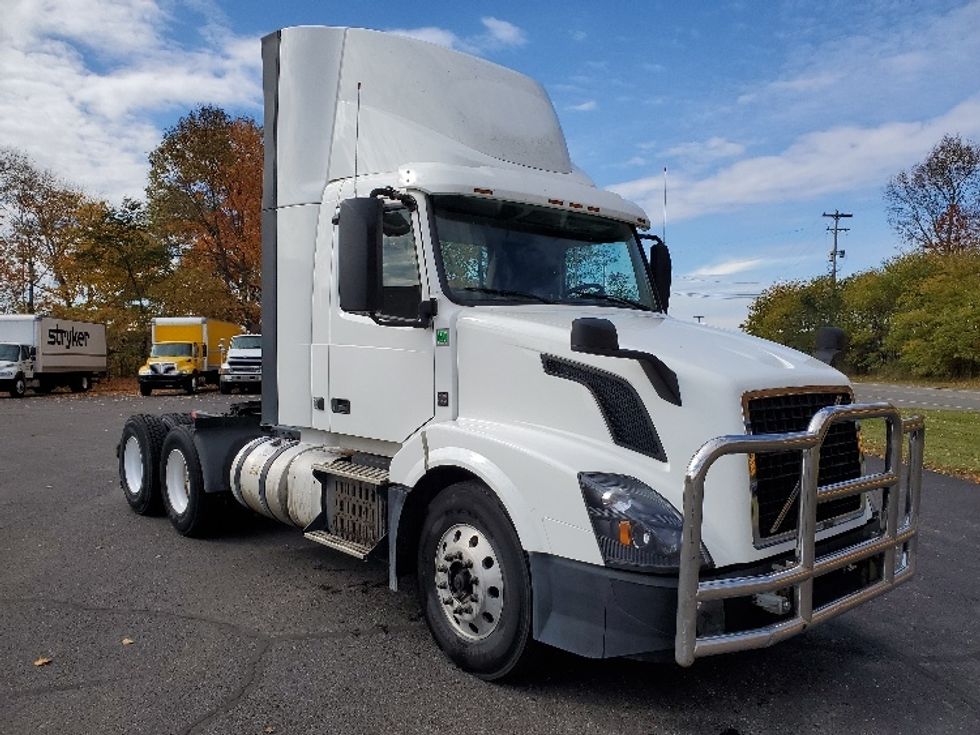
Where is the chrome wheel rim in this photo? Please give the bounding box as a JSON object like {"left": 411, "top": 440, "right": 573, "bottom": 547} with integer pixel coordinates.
{"left": 434, "top": 523, "right": 504, "bottom": 641}
{"left": 165, "top": 449, "right": 190, "bottom": 514}
{"left": 122, "top": 436, "right": 143, "bottom": 496}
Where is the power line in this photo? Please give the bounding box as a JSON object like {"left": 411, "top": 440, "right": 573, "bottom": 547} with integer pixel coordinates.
{"left": 822, "top": 210, "right": 852, "bottom": 287}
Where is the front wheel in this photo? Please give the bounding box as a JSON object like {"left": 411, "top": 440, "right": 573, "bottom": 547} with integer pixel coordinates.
{"left": 139, "top": 383, "right": 152, "bottom": 397}
{"left": 417, "top": 480, "right": 534, "bottom": 680}
{"left": 184, "top": 373, "right": 199, "bottom": 395}
{"left": 160, "top": 425, "right": 219, "bottom": 536}
{"left": 219, "top": 382, "right": 232, "bottom": 395}
{"left": 10, "top": 374, "right": 27, "bottom": 398}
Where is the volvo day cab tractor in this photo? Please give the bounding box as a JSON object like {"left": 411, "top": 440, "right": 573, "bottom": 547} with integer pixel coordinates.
{"left": 138, "top": 317, "right": 240, "bottom": 395}
{"left": 117, "top": 26, "right": 925, "bottom": 680}
{"left": 219, "top": 333, "right": 262, "bottom": 394}
{"left": 0, "top": 315, "right": 106, "bottom": 397}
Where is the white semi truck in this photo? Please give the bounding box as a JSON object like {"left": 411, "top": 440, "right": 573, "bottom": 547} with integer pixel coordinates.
{"left": 0, "top": 315, "right": 106, "bottom": 397}
{"left": 117, "top": 26, "right": 924, "bottom": 680}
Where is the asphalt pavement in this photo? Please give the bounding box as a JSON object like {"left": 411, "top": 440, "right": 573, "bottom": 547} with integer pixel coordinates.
{"left": 1, "top": 388, "right": 979, "bottom": 735}
{"left": 854, "top": 382, "right": 980, "bottom": 412}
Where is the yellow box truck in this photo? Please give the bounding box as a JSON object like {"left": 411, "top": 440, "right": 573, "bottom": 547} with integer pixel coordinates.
{"left": 138, "top": 317, "right": 240, "bottom": 395}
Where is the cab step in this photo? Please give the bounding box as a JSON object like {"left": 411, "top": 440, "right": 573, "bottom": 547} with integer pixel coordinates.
{"left": 303, "top": 530, "right": 373, "bottom": 560}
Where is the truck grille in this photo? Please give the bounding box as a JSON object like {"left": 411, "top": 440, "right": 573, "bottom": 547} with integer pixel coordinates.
{"left": 745, "top": 389, "right": 862, "bottom": 544}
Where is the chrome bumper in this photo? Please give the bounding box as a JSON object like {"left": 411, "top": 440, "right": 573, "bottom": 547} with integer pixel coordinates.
{"left": 675, "top": 402, "right": 924, "bottom": 667}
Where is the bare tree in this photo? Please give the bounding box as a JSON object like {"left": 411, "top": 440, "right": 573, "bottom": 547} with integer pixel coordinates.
{"left": 885, "top": 134, "right": 980, "bottom": 254}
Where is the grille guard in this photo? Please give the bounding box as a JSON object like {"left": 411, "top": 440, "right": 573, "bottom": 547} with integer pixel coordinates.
{"left": 675, "top": 402, "right": 924, "bottom": 667}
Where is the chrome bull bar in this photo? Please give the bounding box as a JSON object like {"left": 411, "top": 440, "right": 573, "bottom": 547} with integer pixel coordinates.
{"left": 675, "top": 402, "right": 925, "bottom": 667}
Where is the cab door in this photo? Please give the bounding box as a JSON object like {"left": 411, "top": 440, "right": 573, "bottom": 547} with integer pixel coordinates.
{"left": 327, "top": 204, "right": 435, "bottom": 442}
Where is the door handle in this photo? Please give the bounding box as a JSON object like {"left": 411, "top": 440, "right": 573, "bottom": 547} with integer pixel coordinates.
{"left": 330, "top": 398, "right": 351, "bottom": 414}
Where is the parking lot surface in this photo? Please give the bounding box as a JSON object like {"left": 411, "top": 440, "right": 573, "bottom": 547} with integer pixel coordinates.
{"left": 1, "top": 389, "right": 978, "bottom": 735}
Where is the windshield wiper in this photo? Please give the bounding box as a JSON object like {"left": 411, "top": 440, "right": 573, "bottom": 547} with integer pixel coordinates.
{"left": 569, "top": 292, "right": 653, "bottom": 311}
{"left": 459, "top": 286, "right": 556, "bottom": 304}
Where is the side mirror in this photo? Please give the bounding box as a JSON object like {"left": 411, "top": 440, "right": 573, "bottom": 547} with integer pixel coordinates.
{"left": 338, "top": 197, "right": 383, "bottom": 314}
{"left": 29, "top": 346, "right": 36, "bottom": 359}
{"left": 648, "top": 240, "right": 671, "bottom": 313}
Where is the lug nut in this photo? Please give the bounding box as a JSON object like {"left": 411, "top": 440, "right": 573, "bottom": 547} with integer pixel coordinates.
{"left": 436, "top": 564, "right": 448, "bottom": 573}
{"left": 436, "top": 581, "right": 447, "bottom": 589}
{"left": 463, "top": 560, "right": 473, "bottom": 569}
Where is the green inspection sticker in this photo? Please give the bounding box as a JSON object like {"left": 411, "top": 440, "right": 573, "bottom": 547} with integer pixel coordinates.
{"left": 436, "top": 328, "right": 450, "bottom": 346}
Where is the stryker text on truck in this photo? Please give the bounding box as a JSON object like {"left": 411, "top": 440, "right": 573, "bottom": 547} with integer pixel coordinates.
{"left": 0, "top": 315, "right": 106, "bottom": 397}
{"left": 116, "top": 26, "right": 925, "bottom": 680}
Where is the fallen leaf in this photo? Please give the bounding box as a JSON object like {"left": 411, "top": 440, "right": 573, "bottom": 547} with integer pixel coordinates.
{"left": 33, "top": 656, "right": 52, "bottom": 667}
{"left": 264, "top": 727, "right": 275, "bottom": 734}
{"left": 122, "top": 638, "right": 135, "bottom": 646}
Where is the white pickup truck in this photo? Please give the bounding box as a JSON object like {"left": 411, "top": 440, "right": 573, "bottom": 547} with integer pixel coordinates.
{"left": 117, "top": 26, "right": 924, "bottom": 680}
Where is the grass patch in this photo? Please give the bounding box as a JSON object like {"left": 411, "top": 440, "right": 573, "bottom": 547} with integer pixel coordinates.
{"left": 860, "top": 408, "right": 980, "bottom": 483}
{"left": 851, "top": 373, "right": 980, "bottom": 390}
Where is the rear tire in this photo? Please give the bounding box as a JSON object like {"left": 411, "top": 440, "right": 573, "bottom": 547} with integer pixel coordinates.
{"left": 118, "top": 414, "right": 169, "bottom": 515}
{"left": 416, "top": 480, "right": 534, "bottom": 681}
{"left": 161, "top": 425, "right": 219, "bottom": 537}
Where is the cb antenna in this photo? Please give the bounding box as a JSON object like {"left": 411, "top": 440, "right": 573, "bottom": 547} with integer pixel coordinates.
{"left": 662, "top": 166, "right": 668, "bottom": 243}
{"left": 353, "top": 81, "right": 362, "bottom": 197}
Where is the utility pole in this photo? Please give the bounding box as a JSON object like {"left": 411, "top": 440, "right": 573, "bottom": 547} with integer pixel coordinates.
{"left": 822, "top": 210, "right": 852, "bottom": 287}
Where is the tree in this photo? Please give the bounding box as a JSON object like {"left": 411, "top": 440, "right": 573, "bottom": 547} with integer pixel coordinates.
{"left": 147, "top": 106, "right": 263, "bottom": 327}
{"left": 0, "top": 148, "right": 89, "bottom": 312}
{"left": 885, "top": 134, "right": 980, "bottom": 254}
{"left": 886, "top": 252, "right": 980, "bottom": 378}
{"left": 741, "top": 277, "right": 836, "bottom": 353}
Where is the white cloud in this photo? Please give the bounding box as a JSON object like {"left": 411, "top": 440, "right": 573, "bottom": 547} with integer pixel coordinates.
{"left": 612, "top": 96, "right": 980, "bottom": 222}
{"left": 388, "top": 26, "right": 461, "bottom": 49}
{"left": 689, "top": 258, "right": 765, "bottom": 277}
{"left": 569, "top": 100, "right": 598, "bottom": 112}
{"left": 480, "top": 17, "right": 527, "bottom": 48}
{"left": 0, "top": 0, "right": 261, "bottom": 203}
{"left": 665, "top": 136, "right": 745, "bottom": 163}
{"left": 390, "top": 17, "right": 527, "bottom": 55}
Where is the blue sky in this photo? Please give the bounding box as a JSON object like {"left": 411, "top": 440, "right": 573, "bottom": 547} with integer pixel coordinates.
{"left": 3, "top": 0, "right": 979, "bottom": 327}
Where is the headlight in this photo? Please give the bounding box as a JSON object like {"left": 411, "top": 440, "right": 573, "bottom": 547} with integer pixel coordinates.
{"left": 220, "top": 362, "right": 230, "bottom": 373}
{"left": 579, "top": 472, "right": 711, "bottom": 573}
{"left": 138, "top": 367, "right": 150, "bottom": 376}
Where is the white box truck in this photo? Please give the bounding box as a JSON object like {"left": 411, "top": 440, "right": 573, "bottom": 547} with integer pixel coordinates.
{"left": 0, "top": 315, "right": 106, "bottom": 397}
{"left": 116, "top": 27, "right": 925, "bottom": 680}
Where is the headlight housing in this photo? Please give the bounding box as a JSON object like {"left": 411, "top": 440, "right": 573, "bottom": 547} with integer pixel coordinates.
{"left": 138, "top": 367, "right": 151, "bottom": 376}
{"left": 579, "top": 472, "right": 711, "bottom": 573}
{"left": 220, "top": 362, "right": 230, "bottom": 373}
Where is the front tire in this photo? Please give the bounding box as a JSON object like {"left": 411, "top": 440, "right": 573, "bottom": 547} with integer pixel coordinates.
{"left": 139, "top": 384, "right": 152, "bottom": 397}
{"left": 10, "top": 374, "right": 27, "bottom": 398}
{"left": 219, "top": 382, "right": 232, "bottom": 395}
{"left": 161, "top": 425, "right": 219, "bottom": 537}
{"left": 417, "top": 480, "right": 533, "bottom": 680}
{"left": 185, "top": 373, "right": 199, "bottom": 395}
{"left": 118, "top": 414, "right": 169, "bottom": 515}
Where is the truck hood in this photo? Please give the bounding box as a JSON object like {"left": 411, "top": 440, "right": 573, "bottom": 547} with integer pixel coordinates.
{"left": 456, "top": 306, "right": 844, "bottom": 393}
{"left": 453, "top": 306, "right": 855, "bottom": 568}
{"left": 226, "top": 348, "right": 262, "bottom": 359}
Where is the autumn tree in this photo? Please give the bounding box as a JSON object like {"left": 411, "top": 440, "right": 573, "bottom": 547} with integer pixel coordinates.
{"left": 146, "top": 106, "right": 262, "bottom": 328}
{"left": 0, "top": 148, "right": 89, "bottom": 312}
{"left": 741, "top": 277, "right": 836, "bottom": 353}
{"left": 885, "top": 134, "right": 980, "bottom": 254}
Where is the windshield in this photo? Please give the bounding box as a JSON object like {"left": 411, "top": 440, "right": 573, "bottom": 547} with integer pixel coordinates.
{"left": 230, "top": 335, "right": 261, "bottom": 350}
{"left": 431, "top": 195, "right": 657, "bottom": 310}
{"left": 151, "top": 343, "right": 193, "bottom": 357}
{"left": 0, "top": 344, "right": 20, "bottom": 362}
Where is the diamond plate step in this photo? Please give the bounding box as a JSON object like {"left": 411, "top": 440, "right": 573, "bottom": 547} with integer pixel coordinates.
{"left": 303, "top": 530, "right": 373, "bottom": 560}
{"left": 313, "top": 458, "right": 389, "bottom": 486}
